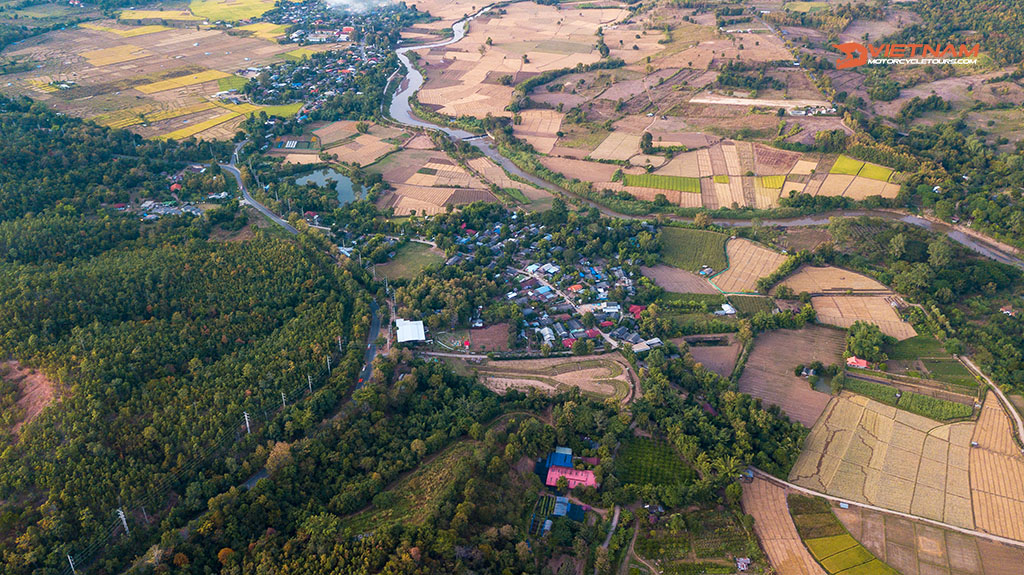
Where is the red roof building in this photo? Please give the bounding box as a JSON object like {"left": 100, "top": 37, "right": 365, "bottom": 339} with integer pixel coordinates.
{"left": 562, "top": 338, "right": 576, "bottom": 348}
{"left": 846, "top": 356, "right": 870, "bottom": 369}
{"left": 629, "top": 304, "right": 647, "bottom": 319}
{"left": 545, "top": 466, "right": 597, "bottom": 489}
{"left": 568, "top": 284, "right": 583, "bottom": 292}
{"left": 170, "top": 183, "right": 182, "bottom": 192}
{"left": 585, "top": 328, "right": 601, "bottom": 339}
{"left": 599, "top": 320, "right": 614, "bottom": 328}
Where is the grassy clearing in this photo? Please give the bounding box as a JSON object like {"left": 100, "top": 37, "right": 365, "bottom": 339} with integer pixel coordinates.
{"left": 660, "top": 227, "right": 728, "bottom": 272}
{"left": 623, "top": 173, "right": 701, "bottom": 193}
{"left": 843, "top": 378, "right": 973, "bottom": 421}
{"left": 376, "top": 242, "right": 443, "bottom": 280}
{"left": 857, "top": 163, "right": 893, "bottom": 182}
{"left": 217, "top": 75, "right": 249, "bottom": 91}
{"left": 729, "top": 295, "right": 774, "bottom": 316}
{"left": 616, "top": 437, "right": 693, "bottom": 486}
{"left": 758, "top": 175, "right": 786, "bottom": 188}
{"left": 237, "top": 22, "right": 287, "bottom": 41}
{"left": 784, "top": 1, "right": 828, "bottom": 13}
{"left": 884, "top": 335, "right": 946, "bottom": 360}
{"left": 342, "top": 441, "right": 476, "bottom": 532}
{"left": 283, "top": 47, "right": 319, "bottom": 60}
{"left": 79, "top": 23, "right": 171, "bottom": 37}
{"left": 830, "top": 155, "right": 864, "bottom": 176}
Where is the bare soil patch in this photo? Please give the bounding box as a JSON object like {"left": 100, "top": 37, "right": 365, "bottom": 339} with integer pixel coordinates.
{"left": 641, "top": 265, "right": 718, "bottom": 294}
{"left": 738, "top": 325, "right": 843, "bottom": 427}
{"left": 1, "top": 361, "right": 56, "bottom": 437}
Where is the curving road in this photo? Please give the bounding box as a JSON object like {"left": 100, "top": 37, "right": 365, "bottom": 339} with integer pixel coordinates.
{"left": 221, "top": 142, "right": 298, "bottom": 235}
{"left": 958, "top": 355, "right": 1024, "bottom": 449}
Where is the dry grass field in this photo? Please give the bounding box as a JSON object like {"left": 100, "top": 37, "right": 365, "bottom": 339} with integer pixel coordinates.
{"left": 514, "top": 109, "right": 563, "bottom": 154}
{"left": 325, "top": 125, "right": 407, "bottom": 167}
{"left": 836, "top": 503, "right": 1024, "bottom": 575}
{"left": 1, "top": 361, "right": 56, "bottom": 437}
{"left": 742, "top": 478, "right": 827, "bottom": 575}
{"left": 589, "top": 132, "right": 640, "bottom": 161}
{"left": 970, "top": 397, "right": 1024, "bottom": 542}
{"left": 466, "top": 356, "right": 631, "bottom": 402}
{"left": 789, "top": 394, "right": 976, "bottom": 527}
{"left": 811, "top": 296, "right": 917, "bottom": 340}
{"left": 687, "top": 338, "right": 741, "bottom": 379}
{"left": 775, "top": 265, "right": 890, "bottom": 295}
{"left": 711, "top": 239, "right": 787, "bottom": 294}
{"left": 640, "top": 265, "right": 718, "bottom": 294}
{"left": 738, "top": 326, "right": 844, "bottom": 427}
{"left": 0, "top": 23, "right": 299, "bottom": 140}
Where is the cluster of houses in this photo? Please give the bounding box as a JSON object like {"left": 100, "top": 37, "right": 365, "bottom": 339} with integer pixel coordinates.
{"left": 138, "top": 200, "right": 203, "bottom": 221}
{"left": 243, "top": 44, "right": 387, "bottom": 112}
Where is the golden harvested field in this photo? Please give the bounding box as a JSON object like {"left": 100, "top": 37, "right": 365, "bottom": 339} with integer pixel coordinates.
{"left": 236, "top": 22, "right": 288, "bottom": 42}
{"left": 836, "top": 502, "right": 1024, "bottom": 575}
{"left": 775, "top": 265, "right": 890, "bottom": 295}
{"left": 711, "top": 239, "right": 787, "bottom": 293}
{"left": 312, "top": 120, "right": 358, "bottom": 147}
{"left": 82, "top": 44, "right": 150, "bottom": 65}
{"left": 327, "top": 134, "right": 400, "bottom": 166}
{"left": 135, "top": 69, "right": 231, "bottom": 94}
{"left": 0, "top": 24, "right": 298, "bottom": 140}
{"left": 538, "top": 156, "right": 622, "bottom": 182}
{"left": 79, "top": 23, "right": 171, "bottom": 37}
{"left": 741, "top": 478, "right": 827, "bottom": 575}
{"left": 589, "top": 132, "right": 641, "bottom": 161}
{"left": 811, "top": 296, "right": 917, "bottom": 340}
{"left": 970, "top": 397, "right": 1024, "bottom": 542}
{"left": 466, "top": 157, "right": 542, "bottom": 198}
{"left": 790, "top": 158, "right": 820, "bottom": 175}
{"left": 466, "top": 356, "right": 631, "bottom": 402}
{"left": 738, "top": 325, "right": 844, "bottom": 427}
{"left": 843, "top": 177, "right": 901, "bottom": 200}
{"left": 514, "top": 109, "right": 563, "bottom": 154}
{"left": 414, "top": 3, "right": 625, "bottom": 118}
{"left": 789, "top": 394, "right": 976, "bottom": 527}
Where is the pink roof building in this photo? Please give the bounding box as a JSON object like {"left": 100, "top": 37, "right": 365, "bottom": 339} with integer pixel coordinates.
{"left": 546, "top": 466, "right": 597, "bottom": 489}
{"left": 846, "top": 356, "right": 870, "bottom": 369}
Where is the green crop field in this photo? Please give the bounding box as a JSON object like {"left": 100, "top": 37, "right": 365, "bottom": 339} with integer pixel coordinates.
{"left": 789, "top": 494, "right": 898, "bottom": 575}
{"left": 921, "top": 358, "right": 977, "bottom": 387}
{"left": 660, "top": 227, "right": 728, "bottom": 272}
{"left": 729, "top": 295, "right": 774, "bottom": 316}
{"left": 217, "top": 75, "right": 249, "bottom": 91}
{"left": 623, "top": 173, "right": 701, "bottom": 193}
{"left": 830, "top": 155, "right": 865, "bottom": 176}
{"left": 713, "top": 175, "right": 729, "bottom": 184}
{"left": 784, "top": 1, "right": 828, "bottom": 12}
{"left": 616, "top": 438, "right": 693, "bottom": 486}
{"left": 844, "top": 378, "right": 973, "bottom": 421}
{"left": 857, "top": 163, "right": 893, "bottom": 182}
{"left": 758, "top": 175, "right": 786, "bottom": 188}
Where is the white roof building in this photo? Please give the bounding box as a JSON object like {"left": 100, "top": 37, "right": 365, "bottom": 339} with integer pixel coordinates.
{"left": 396, "top": 319, "right": 426, "bottom": 343}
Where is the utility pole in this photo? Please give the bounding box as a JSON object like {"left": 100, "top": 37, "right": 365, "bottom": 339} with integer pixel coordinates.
{"left": 327, "top": 356, "right": 332, "bottom": 374}
{"left": 337, "top": 335, "right": 343, "bottom": 352}
{"left": 117, "top": 508, "right": 130, "bottom": 536}
{"left": 67, "top": 554, "right": 77, "bottom": 575}
{"left": 281, "top": 391, "right": 287, "bottom": 409}
{"left": 243, "top": 411, "right": 251, "bottom": 435}
{"left": 307, "top": 373, "right": 313, "bottom": 393}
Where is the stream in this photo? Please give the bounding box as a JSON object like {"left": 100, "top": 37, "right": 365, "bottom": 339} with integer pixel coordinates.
{"left": 384, "top": 11, "right": 1024, "bottom": 269}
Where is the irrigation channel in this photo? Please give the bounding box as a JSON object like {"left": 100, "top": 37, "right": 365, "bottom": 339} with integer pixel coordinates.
{"left": 385, "top": 10, "right": 1024, "bottom": 269}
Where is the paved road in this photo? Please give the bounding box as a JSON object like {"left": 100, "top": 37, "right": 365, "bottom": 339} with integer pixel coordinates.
{"left": 753, "top": 468, "right": 1024, "bottom": 549}
{"left": 358, "top": 301, "right": 381, "bottom": 388}
{"left": 959, "top": 355, "right": 1024, "bottom": 449}
{"left": 221, "top": 143, "right": 298, "bottom": 235}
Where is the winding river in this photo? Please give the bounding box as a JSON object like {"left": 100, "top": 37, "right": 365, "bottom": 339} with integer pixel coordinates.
{"left": 385, "top": 11, "right": 1024, "bottom": 269}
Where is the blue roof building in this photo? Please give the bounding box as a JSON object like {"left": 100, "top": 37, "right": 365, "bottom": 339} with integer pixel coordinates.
{"left": 545, "top": 446, "right": 572, "bottom": 469}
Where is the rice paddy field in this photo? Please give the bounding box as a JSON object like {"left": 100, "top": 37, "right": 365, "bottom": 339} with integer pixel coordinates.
{"left": 741, "top": 479, "right": 826, "bottom": 575}
{"left": 836, "top": 500, "right": 1024, "bottom": 575}
{"left": 710, "top": 239, "right": 787, "bottom": 294}
{"left": 789, "top": 394, "right": 977, "bottom": 528}
{"left": 0, "top": 20, "right": 303, "bottom": 140}
{"left": 774, "top": 265, "right": 890, "bottom": 296}
{"left": 788, "top": 494, "right": 898, "bottom": 575}
{"left": 811, "top": 296, "right": 918, "bottom": 340}
{"left": 659, "top": 227, "right": 729, "bottom": 273}
{"left": 969, "top": 397, "right": 1024, "bottom": 542}
{"left": 622, "top": 174, "right": 701, "bottom": 193}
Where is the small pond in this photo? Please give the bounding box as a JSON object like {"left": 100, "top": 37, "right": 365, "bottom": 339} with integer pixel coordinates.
{"left": 295, "top": 168, "right": 358, "bottom": 205}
